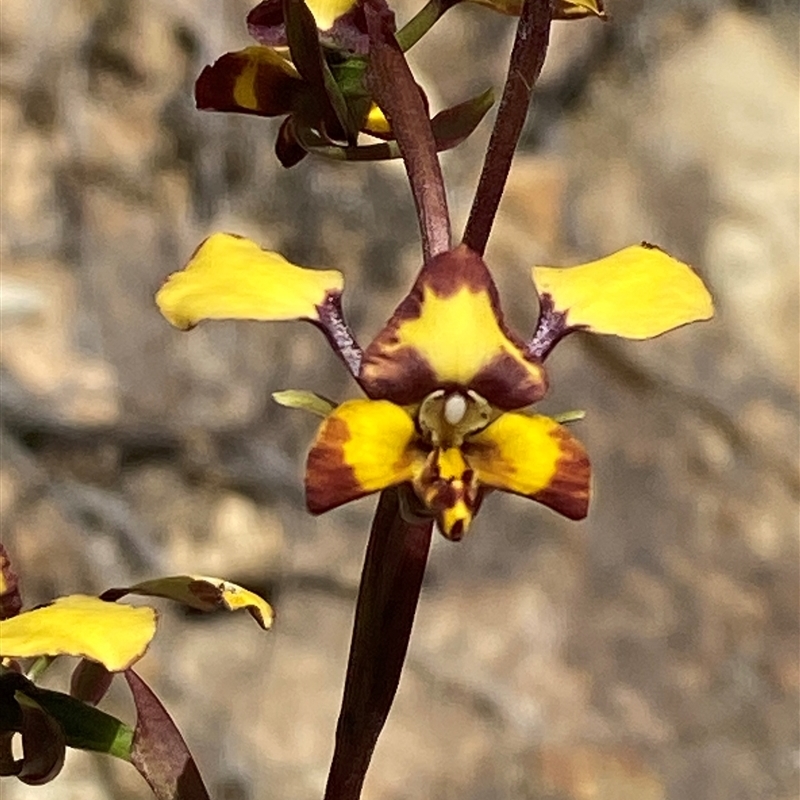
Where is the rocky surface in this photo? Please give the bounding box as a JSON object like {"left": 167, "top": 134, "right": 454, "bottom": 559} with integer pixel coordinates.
{"left": 1, "top": 1, "right": 797, "bottom": 798}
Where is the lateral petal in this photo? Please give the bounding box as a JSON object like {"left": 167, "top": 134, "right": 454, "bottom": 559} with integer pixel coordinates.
{"left": 156, "top": 233, "right": 344, "bottom": 330}
{"left": 306, "top": 399, "right": 424, "bottom": 514}
{"left": 361, "top": 245, "right": 547, "bottom": 409}
{"left": 467, "top": 413, "right": 590, "bottom": 520}
{"left": 0, "top": 595, "right": 157, "bottom": 672}
{"left": 195, "top": 46, "right": 301, "bottom": 117}
{"left": 532, "top": 244, "right": 714, "bottom": 340}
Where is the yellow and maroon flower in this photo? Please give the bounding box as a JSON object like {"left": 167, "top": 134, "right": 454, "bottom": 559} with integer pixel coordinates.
{"left": 156, "top": 233, "right": 713, "bottom": 540}
{"left": 195, "top": 0, "right": 380, "bottom": 168}
{"left": 194, "top": 0, "right": 494, "bottom": 167}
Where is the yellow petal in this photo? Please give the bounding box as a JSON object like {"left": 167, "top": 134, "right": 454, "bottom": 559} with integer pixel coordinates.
{"left": 307, "top": 0, "right": 358, "bottom": 29}
{"left": 0, "top": 595, "right": 157, "bottom": 672}
{"left": 532, "top": 244, "right": 714, "bottom": 339}
{"left": 306, "top": 399, "right": 425, "bottom": 513}
{"left": 101, "top": 576, "right": 273, "bottom": 630}
{"left": 553, "top": 0, "right": 607, "bottom": 19}
{"left": 156, "top": 233, "right": 344, "bottom": 330}
{"left": 272, "top": 389, "right": 337, "bottom": 417}
{"left": 468, "top": 413, "right": 590, "bottom": 520}
{"left": 361, "top": 245, "right": 547, "bottom": 409}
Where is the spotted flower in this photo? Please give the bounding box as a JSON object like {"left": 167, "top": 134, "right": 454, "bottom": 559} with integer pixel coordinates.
{"left": 156, "top": 233, "right": 713, "bottom": 540}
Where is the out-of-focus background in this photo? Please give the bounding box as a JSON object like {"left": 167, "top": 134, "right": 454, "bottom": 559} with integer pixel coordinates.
{"left": 1, "top": 0, "right": 798, "bottom": 797}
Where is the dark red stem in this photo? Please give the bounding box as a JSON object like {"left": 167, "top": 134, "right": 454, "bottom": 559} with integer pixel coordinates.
{"left": 314, "top": 293, "right": 364, "bottom": 381}
{"left": 366, "top": 3, "right": 452, "bottom": 261}
{"left": 462, "top": 0, "right": 553, "bottom": 255}
{"left": 527, "top": 293, "right": 571, "bottom": 361}
{"left": 323, "top": 489, "right": 433, "bottom": 800}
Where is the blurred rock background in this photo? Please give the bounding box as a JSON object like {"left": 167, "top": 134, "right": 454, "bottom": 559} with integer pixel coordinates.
{"left": 1, "top": 0, "right": 798, "bottom": 797}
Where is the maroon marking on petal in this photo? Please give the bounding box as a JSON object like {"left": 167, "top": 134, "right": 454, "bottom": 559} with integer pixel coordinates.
{"left": 470, "top": 351, "right": 548, "bottom": 410}
{"left": 421, "top": 244, "right": 501, "bottom": 299}
{"left": 248, "top": 0, "right": 382, "bottom": 53}
{"left": 527, "top": 292, "right": 575, "bottom": 362}
{"left": 359, "top": 346, "right": 440, "bottom": 405}
{"left": 195, "top": 51, "right": 299, "bottom": 117}
{"left": 313, "top": 290, "right": 364, "bottom": 380}
{"left": 360, "top": 247, "right": 502, "bottom": 403}
{"left": 412, "top": 450, "right": 480, "bottom": 539}
{"left": 533, "top": 427, "right": 591, "bottom": 520}
{"left": 361, "top": 245, "right": 547, "bottom": 407}
{"left": 305, "top": 416, "right": 371, "bottom": 514}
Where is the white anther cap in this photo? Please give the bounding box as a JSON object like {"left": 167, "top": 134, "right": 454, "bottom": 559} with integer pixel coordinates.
{"left": 443, "top": 393, "right": 467, "bottom": 425}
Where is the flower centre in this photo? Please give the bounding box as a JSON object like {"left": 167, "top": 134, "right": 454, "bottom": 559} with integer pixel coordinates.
{"left": 417, "top": 389, "right": 493, "bottom": 448}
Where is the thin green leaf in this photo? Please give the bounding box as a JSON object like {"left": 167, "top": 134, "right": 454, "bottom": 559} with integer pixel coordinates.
{"left": 33, "top": 686, "right": 133, "bottom": 759}
{"left": 429, "top": 88, "right": 495, "bottom": 149}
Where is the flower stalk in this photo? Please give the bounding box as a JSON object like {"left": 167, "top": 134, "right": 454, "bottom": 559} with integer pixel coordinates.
{"left": 366, "top": 3, "right": 452, "bottom": 260}
{"left": 463, "top": 0, "right": 553, "bottom": 254}
{"left": 324, "top": 489, "right": 433, "bottom": 800}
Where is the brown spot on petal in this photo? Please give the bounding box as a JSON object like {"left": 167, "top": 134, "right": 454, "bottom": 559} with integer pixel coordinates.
{"left": 360, "top": 347, "right": 440, "bottom": 406}
{"left": 195, "top": 49, "right": 299, "bottom": 118}
{"left": 421, "top": 245, "right": 504, "bottom": 299}
{"left": 327, "top": 5, "right": 372, "bottom": 53}
{"left": 471, "top": 351, "right": 548, "bottom": 410}
{"left": 305, "top": 416, "right": 365, "bottom": 514}
{"left": 412, "top": 449, "right": 481, "bottom": 539}
{"left": 533, "top": 427, "right": 591, "bottom": 520}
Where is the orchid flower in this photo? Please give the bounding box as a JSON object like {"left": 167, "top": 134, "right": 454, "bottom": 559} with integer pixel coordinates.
{"left": 155, "top": 1, "right": 714, "bottom": 796}
{"left": 156, "top": 234, "right": 711, "bottom": 541}
{"left": 195, "top": 0, "right": 494, "bottom": 166}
